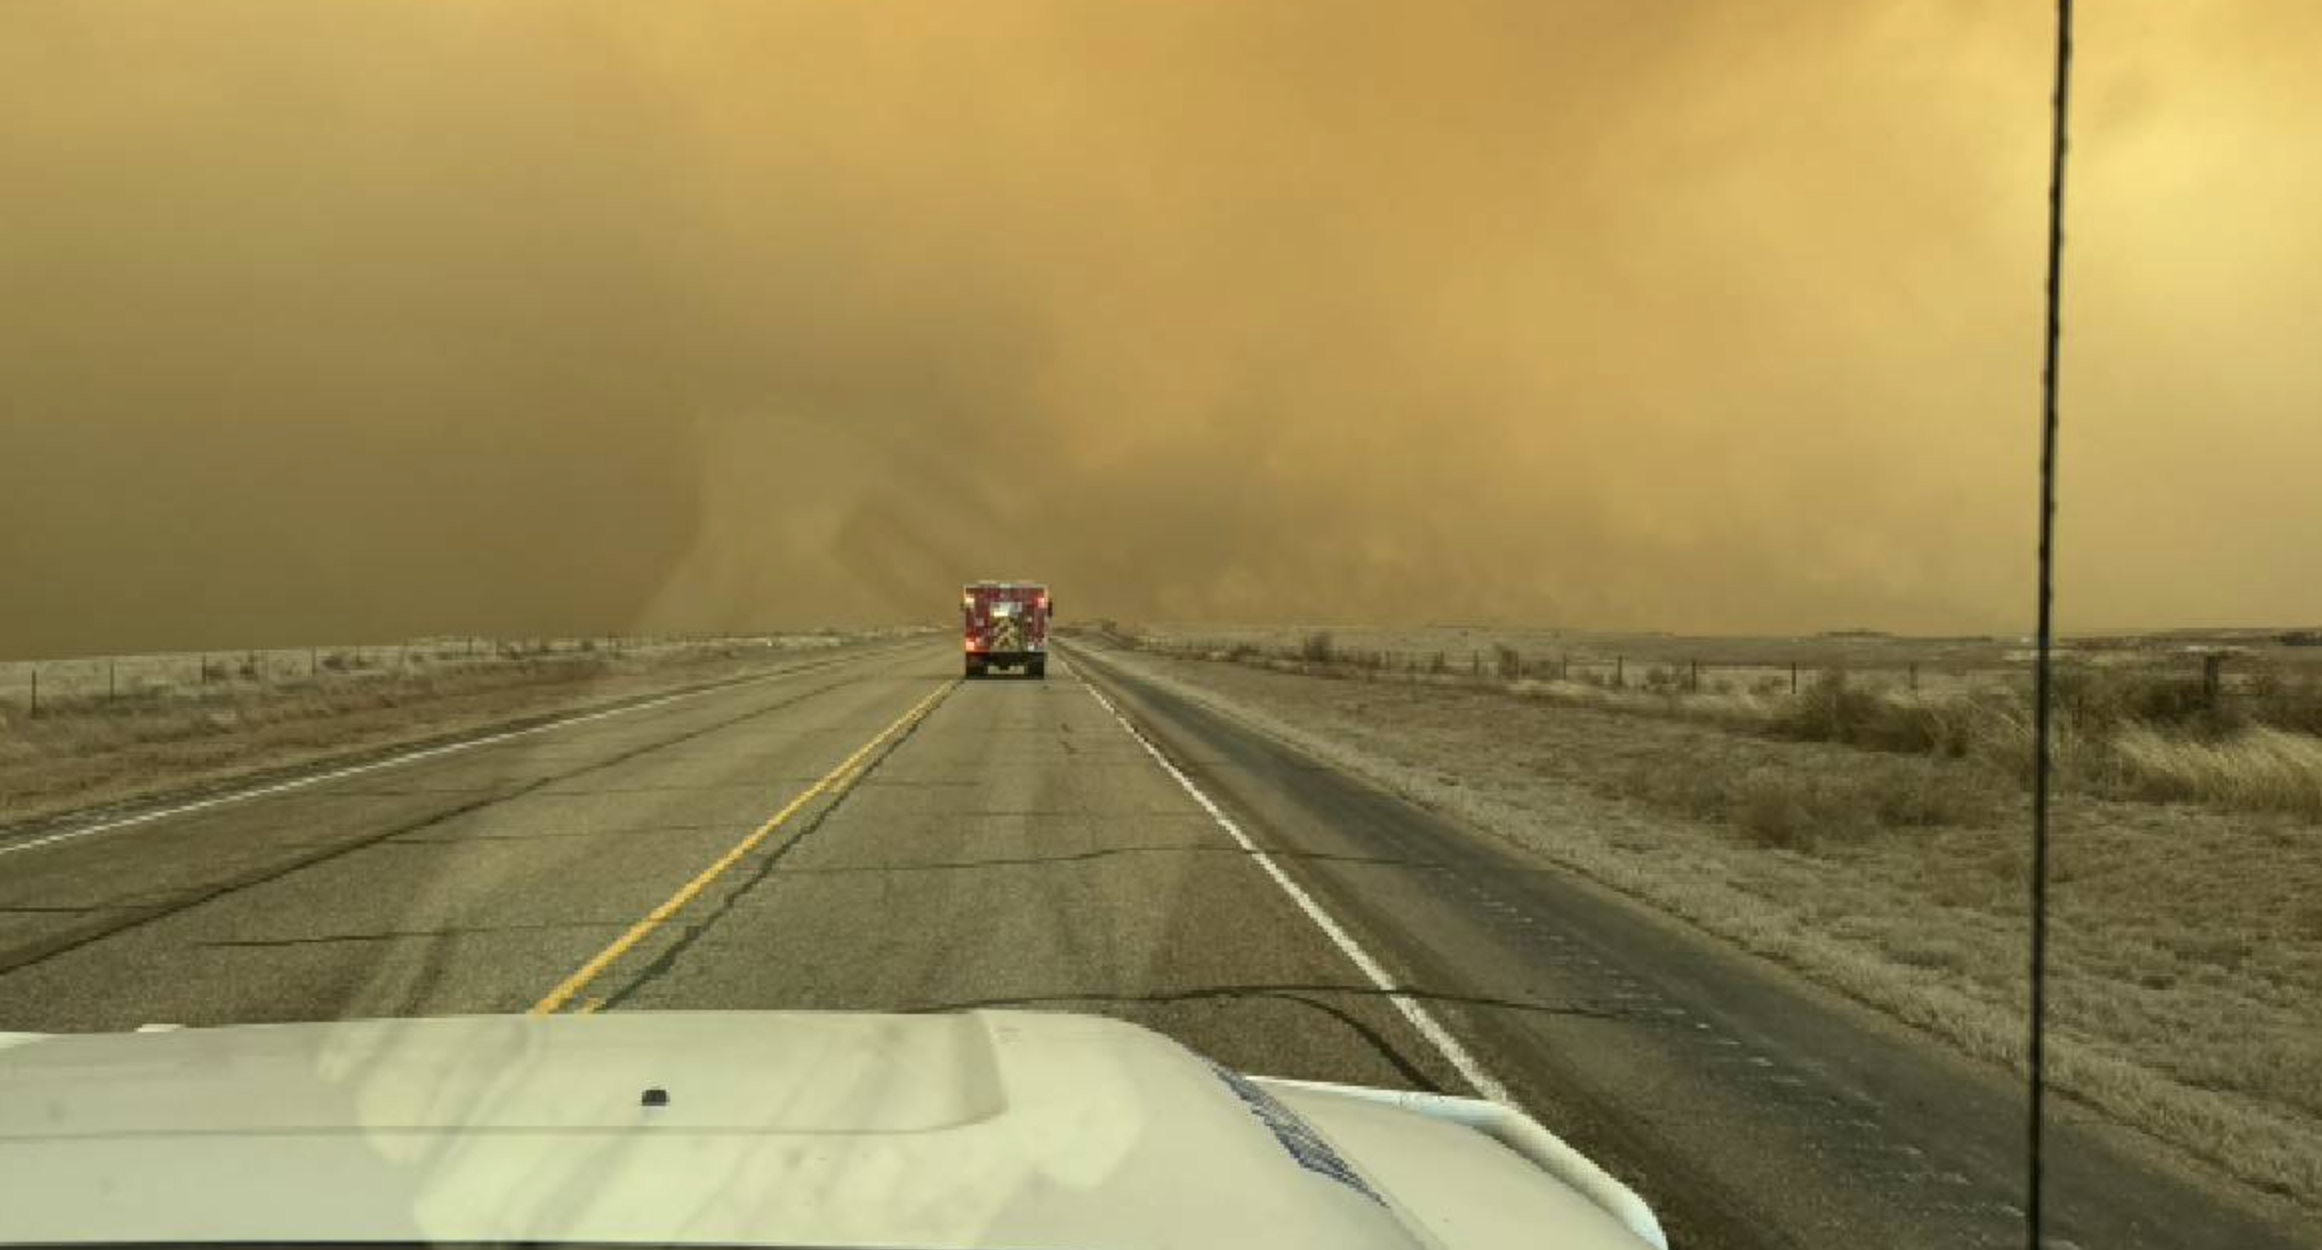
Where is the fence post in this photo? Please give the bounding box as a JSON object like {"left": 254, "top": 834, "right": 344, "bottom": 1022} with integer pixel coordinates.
{"left": 2202, "top": 653, "right": 2225, "bottom": 703}
{"left": 1908, "top": 662, "right": 1919, "bottom": 691}
{"left": 1614, "top": 656, "right": 1624, "bottom": 688}
{"left": 1790, "top": 661, "right": 1799, "bottom": 694}
{"left": 109, "top": 660, "right": 117, "bottom": 702}
{"left": 1689, "top": 659, "right": 1699, "bottom": 692}
{"left": 28, "top": 666, "right": 37, "bottom": 719}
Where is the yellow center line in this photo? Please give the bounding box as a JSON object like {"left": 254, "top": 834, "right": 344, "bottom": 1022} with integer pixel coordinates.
{"left": 529, "top": 680, "right": 957, "bottom": 1015}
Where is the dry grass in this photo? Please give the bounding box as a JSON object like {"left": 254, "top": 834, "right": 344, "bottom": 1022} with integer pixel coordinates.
{"left": 2111, "top": 725, "right": 2322, "bottom": 819}
{"left": 1086, "top": 641, "right": 2322, "bottom": 1210}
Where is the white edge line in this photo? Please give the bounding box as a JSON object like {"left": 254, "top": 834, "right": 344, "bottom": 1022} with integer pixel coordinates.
{"left": 0, "top": 649, "right": 888, "bottom": 860}
{"left": 1064, "top": 655, "right": 1515, "bottom": 1106}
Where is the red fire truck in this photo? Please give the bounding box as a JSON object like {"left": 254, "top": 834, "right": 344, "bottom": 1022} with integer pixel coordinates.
{"left": 961, "top": 580, "right": 1052, "bottom": 679}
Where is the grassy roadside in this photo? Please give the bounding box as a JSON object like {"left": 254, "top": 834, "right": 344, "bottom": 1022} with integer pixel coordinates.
{"left": 0, "top": 632, "right": 921, "bottom": 832}
{"left": 1132, "top": 626, "right": 2322, "bottom": 823}
{"left": 1078, "top": 637, "right": 2322, "bottom": 1212}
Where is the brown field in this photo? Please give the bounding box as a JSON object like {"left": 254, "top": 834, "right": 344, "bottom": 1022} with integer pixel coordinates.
{"left": 1078, "top": 621, "right": 2322, "bottom": 1208}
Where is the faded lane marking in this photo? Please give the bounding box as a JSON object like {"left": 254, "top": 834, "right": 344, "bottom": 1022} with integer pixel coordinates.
{"left": 529, "top": 680, "right": 956, "bottom": 1014}
{"left": 1064, "top": 652, "right": 1515, "bottom": 1104}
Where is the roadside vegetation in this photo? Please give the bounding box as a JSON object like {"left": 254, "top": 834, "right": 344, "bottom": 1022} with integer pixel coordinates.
{"left": 1103, "top": 623, "right": 2322, "bottom": 826}
{"left": 1078, "top": 623, "right": 2322, "bottom": 1210}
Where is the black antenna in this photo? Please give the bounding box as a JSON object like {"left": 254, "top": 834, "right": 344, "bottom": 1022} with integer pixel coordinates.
{"left": 2028, "top": 0, "right": 2075, "bottom": 1246}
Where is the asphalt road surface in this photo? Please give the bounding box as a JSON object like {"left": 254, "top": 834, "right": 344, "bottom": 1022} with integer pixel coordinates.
{"left": 0, "top": 638, "right": 2304, "bottom": 1250}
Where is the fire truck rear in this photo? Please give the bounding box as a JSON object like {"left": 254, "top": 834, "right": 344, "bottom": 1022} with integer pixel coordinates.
{"left": 962, "top": 580, "right": 1052, "bottom": 679}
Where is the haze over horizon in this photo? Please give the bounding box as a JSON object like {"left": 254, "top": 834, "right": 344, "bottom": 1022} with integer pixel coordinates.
{"left": 5, "top": 1, "right": 2317, "bottom": 657}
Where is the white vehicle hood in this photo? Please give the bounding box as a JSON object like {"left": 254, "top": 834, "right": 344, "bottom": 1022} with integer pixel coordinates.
{"left": 0, "top": 1010, "right": 1661, "bottom": 1249}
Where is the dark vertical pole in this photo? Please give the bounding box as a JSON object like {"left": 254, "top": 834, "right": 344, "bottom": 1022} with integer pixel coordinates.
{"left": 2026, "top": 6, "right": 2076, "bottom": 1245}
{"left": 28, "top": 667, "right": 37, "bottom": 718}
{"left": 1690, "top": 659, "right": 1700, "bottom": 692}
{"left": 109, "top": 660, "right": 117, "bottom": 701}
{"left": 1790, "top": 661, "right": 1799, "bottom": 694}
{"left": 1613, "top": 656, "right": 1623, "bottom": 688}
{"left": 1909, "top": 662, "right": 1920, "bottom": 691}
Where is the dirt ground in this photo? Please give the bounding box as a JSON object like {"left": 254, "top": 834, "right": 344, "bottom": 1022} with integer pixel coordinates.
{"left": 1084, "top": 639, "right": 2322, "bottom": 1210}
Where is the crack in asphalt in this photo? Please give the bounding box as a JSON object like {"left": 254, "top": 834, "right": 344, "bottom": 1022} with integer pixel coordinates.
{"left": 531, "top": 783, "right": 829, "bottom": 796}
{"left": 0, "top": 673, "right": 876, "bottom": 979}
{"left": 197, "top": 921, "right": 627, "bottom": 949}
{"left": 907, "top": 983, "right": 1636, "bottom": 1026}
{"left": 893, "top": 985, "right": 1632, "bottom": 1092}
{"left": 763, "top": 845, "right": 1430, "bottom": 875}
{"left": 383, "top": 822, "right": 739, "bottom": 845}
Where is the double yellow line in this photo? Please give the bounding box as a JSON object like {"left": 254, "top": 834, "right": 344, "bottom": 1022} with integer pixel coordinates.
{"left": 529, "top": 680, "right": 957, "bottom": 1015}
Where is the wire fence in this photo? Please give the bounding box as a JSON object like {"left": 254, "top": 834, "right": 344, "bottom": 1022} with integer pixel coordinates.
{"left": 1124, "top": 634, "right": 2287, "bottom": 704}
{"left": 2, "top": 632, "right": 858, "bottom": 719}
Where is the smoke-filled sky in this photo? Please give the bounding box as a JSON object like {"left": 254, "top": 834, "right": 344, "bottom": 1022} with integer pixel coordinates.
{"left": 4, "top": 1, "right": 2317, "bottom": 655}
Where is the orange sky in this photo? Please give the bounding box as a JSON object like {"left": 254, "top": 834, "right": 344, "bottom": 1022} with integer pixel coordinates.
{"left": 3, "top": 1, "right": 2316, "bottom": 654}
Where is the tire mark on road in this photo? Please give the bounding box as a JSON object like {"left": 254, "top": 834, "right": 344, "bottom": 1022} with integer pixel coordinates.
{"left": 0, "top": 671, "right": 879, "bottom": 979}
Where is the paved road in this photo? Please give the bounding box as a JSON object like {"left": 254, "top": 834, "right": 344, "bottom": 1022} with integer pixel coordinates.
{"left": 0, "top": 639, "right": 2304, "bottom": 1250}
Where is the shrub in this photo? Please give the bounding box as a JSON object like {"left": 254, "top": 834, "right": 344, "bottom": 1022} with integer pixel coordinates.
{"left": 1735, "top": 770, "right": 1832, "bottom": 848}
{"left": 2110, "top": 725, "right": 2322, "bottom": 820}
{"left": 1772, "top": 670, "right": 1881, "bottom": 743}
{"left": 2242, "top": 670, "right": 2322, "bottom": 735}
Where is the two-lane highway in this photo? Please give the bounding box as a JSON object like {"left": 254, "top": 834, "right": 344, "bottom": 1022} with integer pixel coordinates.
{"left": 0, "top": 641, "right": 1459, "bottom": 1092}
{"left": 0, "top": 638, "right": 2305, "bottom": 1250}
